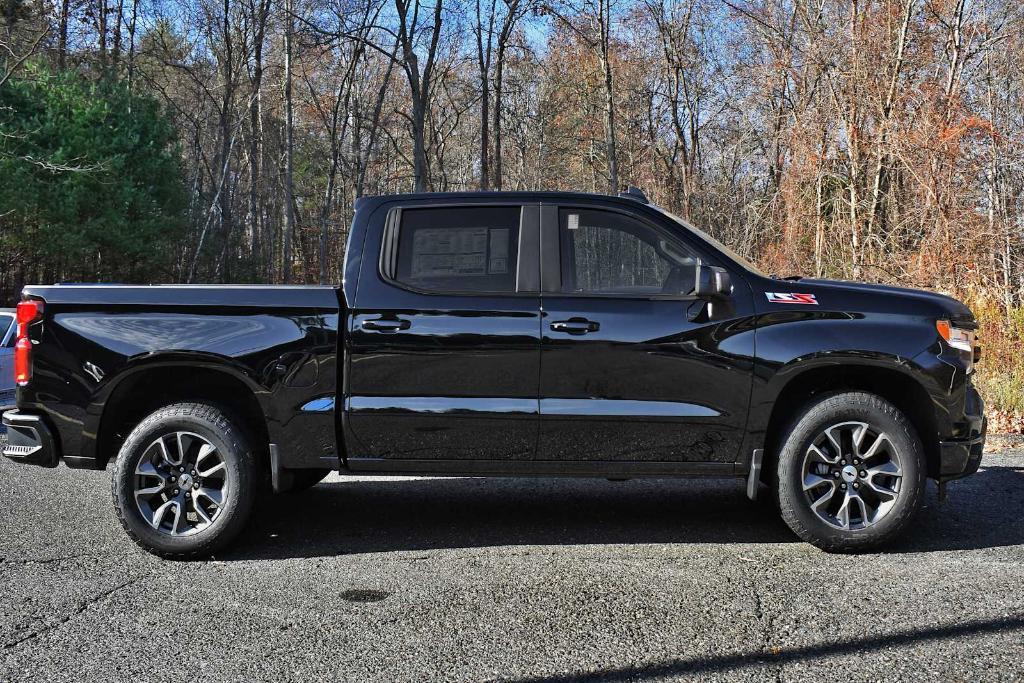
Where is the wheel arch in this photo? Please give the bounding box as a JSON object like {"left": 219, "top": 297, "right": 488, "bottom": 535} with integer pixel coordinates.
{"left": 91, "top": 359, "right": 270, "bottom": 470}
{"left": 761, "top": 362, "right": 940, "bottom": 482}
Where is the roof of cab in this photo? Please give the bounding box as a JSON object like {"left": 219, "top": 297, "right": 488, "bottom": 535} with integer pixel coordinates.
{"left": 353, "top": 190, "right": 651, "bottom": 212}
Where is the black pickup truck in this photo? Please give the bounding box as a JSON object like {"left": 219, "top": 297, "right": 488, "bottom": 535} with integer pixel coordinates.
{"left": 3, "top": 190, "right": 986, "bottom": 557}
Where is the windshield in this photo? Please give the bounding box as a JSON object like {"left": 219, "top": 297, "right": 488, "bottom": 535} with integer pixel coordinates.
{"left": 653, "top": 206, "right": 765, "bottom": 276}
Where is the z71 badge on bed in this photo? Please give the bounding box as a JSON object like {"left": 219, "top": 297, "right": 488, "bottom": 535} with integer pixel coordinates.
{"left": 766, "top": 292, "right": 818, "bottom": 305}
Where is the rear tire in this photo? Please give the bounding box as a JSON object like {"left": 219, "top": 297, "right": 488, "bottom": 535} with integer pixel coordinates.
{"left": 776, "top": 391, "right": 925, "bottom": 552}
{"left": 111, "top": 403, "right": 257, "bottom": 559}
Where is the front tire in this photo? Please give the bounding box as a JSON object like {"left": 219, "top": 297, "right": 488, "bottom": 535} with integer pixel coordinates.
{"left": 111, "top": 403, "right": 257, "bottom": 559}
{"left": 776, "top": 391, "right": 925, "bottom": 552}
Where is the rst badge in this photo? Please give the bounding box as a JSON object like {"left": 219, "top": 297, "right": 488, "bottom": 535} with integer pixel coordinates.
{"left": 766, "top": 292, "right": 818, "bottom": 305}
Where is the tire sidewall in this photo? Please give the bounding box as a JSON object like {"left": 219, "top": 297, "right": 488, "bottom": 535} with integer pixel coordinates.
{"left": 112, "top": 405, "right": 253, "bottom": 557}
{"left": 778, "top": 392, "right": 925, "bottom": 549}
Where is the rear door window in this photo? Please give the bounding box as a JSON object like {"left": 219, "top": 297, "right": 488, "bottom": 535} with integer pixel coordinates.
{"left": 391, "top": 206, "right": 521, "bottom": 294}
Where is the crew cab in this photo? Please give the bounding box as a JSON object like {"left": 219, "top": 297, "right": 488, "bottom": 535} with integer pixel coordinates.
{"left": 2, "top": 190, "right": 986, "bottom": 557}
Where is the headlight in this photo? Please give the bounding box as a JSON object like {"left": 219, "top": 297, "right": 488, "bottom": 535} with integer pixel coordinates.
{"left": 936, "top": 319, "right": 977, "bottom": 372}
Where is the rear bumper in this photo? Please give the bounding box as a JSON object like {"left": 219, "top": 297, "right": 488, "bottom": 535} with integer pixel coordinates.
{"left": 1, "top": 410, "right": 59, "bottom": 468}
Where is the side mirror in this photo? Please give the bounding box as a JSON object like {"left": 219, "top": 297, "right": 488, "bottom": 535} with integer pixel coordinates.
{"left": 694, "top": 265, "right": 732, "bottom": 299}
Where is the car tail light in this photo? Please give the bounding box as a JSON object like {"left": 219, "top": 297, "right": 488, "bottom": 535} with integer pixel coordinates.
{"left": 14, "top": 299, "right": 43, "bottom": 386}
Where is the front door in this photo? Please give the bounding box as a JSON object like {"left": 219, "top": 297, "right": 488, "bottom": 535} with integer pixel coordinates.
{"left": 346, "top": 202, "right": 541, "bottom": 466}
{"left": 536, "top": 204, "right": 755, "bottom": 468}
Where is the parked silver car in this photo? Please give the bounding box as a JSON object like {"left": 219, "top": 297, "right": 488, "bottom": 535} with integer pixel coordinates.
{"left": 0, "top": 308, "right": 15, "bottom": 413}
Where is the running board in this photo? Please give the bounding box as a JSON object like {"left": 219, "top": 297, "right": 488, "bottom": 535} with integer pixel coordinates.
{"left": 343, "top": 458, "right": 737, "bottom": 478}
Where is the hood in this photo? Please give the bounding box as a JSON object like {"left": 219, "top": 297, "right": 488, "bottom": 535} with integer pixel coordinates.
{"left": 771, "top": 277, "right": 975, "bottom": 326}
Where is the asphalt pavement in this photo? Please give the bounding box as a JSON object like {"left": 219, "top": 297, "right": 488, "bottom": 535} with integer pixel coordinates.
{"left": 2, "top": 445, "right": 1023, "bottom": 681}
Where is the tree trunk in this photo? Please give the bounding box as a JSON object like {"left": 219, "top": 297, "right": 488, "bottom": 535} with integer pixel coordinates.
{"left": 248, "top": 0, "right": 269, "bottom": 278}
{"left": 112, "top": 0, "right": 125, "bottom": 66}
{"left": 215, "top": 0, "right": 235, "bottom": 281}
{"left": 492, "top": 0, "right": 521, "bottom": 191}
{"left": 355, "top": 40, "right": 398, "bottom": 197}
{"left": 126, "top": 0, "right": 139, "bottom": 90}
{"left": 395, "top": 0, "right": 444, "bottom": 193}
{"left": 600, "top": 51, "right": 618, "bottom": 193}
{"left": 410, "top": 94, "right": 429, "bottom": 192}
{"left": 97, "top": 0, "right": 108, "bottom": 65}
{"left": 479, "top": 72, "right": 490, "bottom": 191}
{"left": 475, "top": 0, "right": 494, "bottom": 191}
{"left": 282, "top": 0, "right": 295, "bottom": 282}
{"left": 57, "top": 0, "right": 70, "bottom": 69}
{"left": 492, "top": 47, "right": 504, "bottom": 190}
{"left": 598, "top": 0, "right": 618, "bottom": 193}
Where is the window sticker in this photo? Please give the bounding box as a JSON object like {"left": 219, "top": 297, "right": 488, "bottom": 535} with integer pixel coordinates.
{"left": 411, "top": 227, "right": 487, "bottom": 277}
{"left": 567, "top": 213, "right": 580, "bottom": 231}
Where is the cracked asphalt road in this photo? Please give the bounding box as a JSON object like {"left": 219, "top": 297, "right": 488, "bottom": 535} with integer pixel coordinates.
{"left": 2, "top": 446, "right": 1023, "bottom": 682}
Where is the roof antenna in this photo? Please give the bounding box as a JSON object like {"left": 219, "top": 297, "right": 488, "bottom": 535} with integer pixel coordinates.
{"left": 618, "top": 186, "right": 649, "bottom": 204}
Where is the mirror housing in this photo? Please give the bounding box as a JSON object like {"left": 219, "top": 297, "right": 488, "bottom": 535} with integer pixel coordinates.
{"left": 694, "top": 265, "right": 732, "bottom": 300}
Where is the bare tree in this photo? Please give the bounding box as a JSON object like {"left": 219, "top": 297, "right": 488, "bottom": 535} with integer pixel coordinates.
{"left": 543, "top": 0, "right": 620, "bottom": 192}
{"left": 394, "top": 0, "right": 446, "bottom": 191}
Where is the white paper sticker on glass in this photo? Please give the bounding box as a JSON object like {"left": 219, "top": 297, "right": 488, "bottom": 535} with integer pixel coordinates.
{"left": 411, "top": 227, "right": 488, "bottom": 277}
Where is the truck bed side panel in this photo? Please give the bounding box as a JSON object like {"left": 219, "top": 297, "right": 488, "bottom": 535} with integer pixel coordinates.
{"left": 18, "top": 285, "right": 340, "bottom": 470}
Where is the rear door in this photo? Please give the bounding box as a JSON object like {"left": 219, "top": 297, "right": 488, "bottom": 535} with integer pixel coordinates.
{"left": 536, "top": 203, "right": 755, "bottom": 469}
{"left": 345, "top": 202, "right": 541, "bottom": 467}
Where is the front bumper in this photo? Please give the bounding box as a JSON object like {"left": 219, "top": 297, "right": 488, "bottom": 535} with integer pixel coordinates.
{"left": 937, "top": 385, "right": 986, "bottom": 482}
{"left": 1, "top": 410, "right": 59, "bottom": 468}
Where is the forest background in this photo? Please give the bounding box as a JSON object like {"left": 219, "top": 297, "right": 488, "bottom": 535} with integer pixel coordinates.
{"left": 2, "top": 0, "right": 1022, "bottom": 429}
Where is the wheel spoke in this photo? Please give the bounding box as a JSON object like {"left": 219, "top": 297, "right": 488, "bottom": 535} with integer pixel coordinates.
{"left": 866, "top": 477, "right": 899, "bottom": 500}
{"left": 809, "top": 481, "right": 837, "bottom": 514}
{"left": 867, "top": 460, "right": 902, "bottom": 478}
{"left": 195, "top": 486, "right": 224, "bottom": 507}
{"left": 197, "top": 461, "right": 225, "bottom": 478}
{"left": 149, "top": 499, "right": 176, "bottom": 530}
{"left": 835, "top": 492, "right": 856, "bottom": 530}
{"left": 866, "top": 496, "right": 897, "bottom": 524}
{"left": 806, "top": 444, "right": 837, "bottom": 466}
{"left": 156, "top": 436, "right": 180, "bottom": 467}
{"left": 176, "top": 432, "right": 191, "bottom": 466}
{"left": 169, "top": 499, "right": 187, "bottom": 535}
{"left": 834, "top": 498, "right": 850, "bottom": 530}
{"left": 848, "top": 423, "right": 869, "bottom": 457}
{"left": 193, "top": 499, "right": 214, "bottom": 526}
{"left": 866, "top": 460, "right": 901, "bottom": 500}
{"left": 195, "top": 443, "right": 217, "bottom": 468}
{"left": 823, "top": 425, "right": 846, "bottom": 456}
{"left": 803, "top": 472, "right": 830, "bottom": 492}
{"left": 136, "top": 459, "right": 160, "bottom": 477}
{"left": 850, "top": 494, "right": 867, "bottom": 527}
{"left": 135, "top": 482, "right": 165, "bottom": 499}
{"left": 858, "top": 431, "right": 891, "bottom": 461}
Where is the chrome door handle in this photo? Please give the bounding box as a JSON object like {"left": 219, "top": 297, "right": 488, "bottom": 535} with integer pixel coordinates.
{"left": 550, "top": 319, "right": 599, "bottom": 335}
{"left": 362, "top": 318, "right": 411, "bottom": 332}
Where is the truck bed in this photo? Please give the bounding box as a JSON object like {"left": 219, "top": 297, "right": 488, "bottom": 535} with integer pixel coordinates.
{"left": 14, "top": 284, "right": 341, "bottom": 472}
